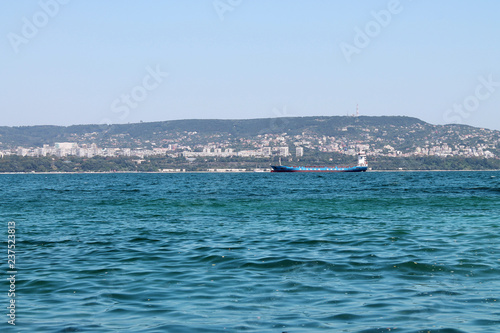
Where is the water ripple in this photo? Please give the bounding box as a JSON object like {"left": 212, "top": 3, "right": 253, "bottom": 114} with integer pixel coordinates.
{"left": 1, "top": 172, "right": 500, "bottom": 332}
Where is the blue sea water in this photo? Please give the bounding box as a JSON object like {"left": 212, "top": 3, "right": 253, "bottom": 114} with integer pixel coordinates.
{"left": 1, "top": 171, "right": 500, "bottom": 332}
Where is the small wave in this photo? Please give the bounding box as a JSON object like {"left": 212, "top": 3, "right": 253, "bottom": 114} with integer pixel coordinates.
{"left": 464, "top": 186, "right": 500, "bottom": 193}
{"left": 325, "top": 313, "right": 364, "bottom": 321}
{"left": 363, "top": 302, "right": 392, "bottom": 308}
{"left": 56, "top": 326, "right": 85, "bottom": 332}
{"left": 389, "top": 260, "right": 452, "bottom": 273}
{"left": 22, "top": 239, "right": 73, "bottom": 246}
{"left": 415, "top": 290, "right": 463, "bottom": 297}
{"left": 412, "top": 329, "right": 467, "bottom": 333}
{"left": 241, "top": 258, "right": 331, "bottom": 270}
{"left": 473, "top": 319, "right": 500, "bottom": 325}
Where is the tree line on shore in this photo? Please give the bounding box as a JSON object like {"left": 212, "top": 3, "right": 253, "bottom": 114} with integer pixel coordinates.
{"left": 0, "top": 155, "right": 499, "bottom": 173}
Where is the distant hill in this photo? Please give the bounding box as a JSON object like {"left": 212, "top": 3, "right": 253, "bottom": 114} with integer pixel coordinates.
{"left": 0, "top": 116, "right": 425, "bottom": 148}
{"left": 0, "top": 116, "right": 498, "bottom": 158}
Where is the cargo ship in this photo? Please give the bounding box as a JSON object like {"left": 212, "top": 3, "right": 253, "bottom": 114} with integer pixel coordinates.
{"left": 271, "top": 153, "right": 368, "bottom": 173}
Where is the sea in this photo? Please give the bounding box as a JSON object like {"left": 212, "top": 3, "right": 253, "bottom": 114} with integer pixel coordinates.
{"left": 1, "top": 171, "right": 500, "bottom": 332}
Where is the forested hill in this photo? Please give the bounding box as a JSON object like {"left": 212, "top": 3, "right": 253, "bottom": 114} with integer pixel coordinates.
{"left": 0, "top": 116, "right": 490, "bottom": 149}
{"left": 0, "top": 116, "right": 419, "bottom": 147}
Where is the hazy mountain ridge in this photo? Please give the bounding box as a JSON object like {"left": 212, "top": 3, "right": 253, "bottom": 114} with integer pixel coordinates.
{"left": 0, "top": 116, "right": 498, "bottom": 158}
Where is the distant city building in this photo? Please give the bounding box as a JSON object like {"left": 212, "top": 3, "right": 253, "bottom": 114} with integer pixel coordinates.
{"left": 296, "top": 147, "right": 303, "bottom": 157}
{"left": 17, "top": 147, "right": 29, "bottom": 156}
{"left": 279, "top": 146, "right": 289, "bottom": 156}
{"left": 55, "top": 142, "right": 78, "bottom": 150}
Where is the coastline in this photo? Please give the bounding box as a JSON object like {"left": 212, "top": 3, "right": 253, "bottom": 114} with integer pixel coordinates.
{"left": 0, "top": 169, "right": 499, "bottom": 175}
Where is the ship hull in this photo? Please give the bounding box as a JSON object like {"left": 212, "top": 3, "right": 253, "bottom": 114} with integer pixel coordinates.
{"left": 271, "top": 165, "right": 368, "bottom": 172}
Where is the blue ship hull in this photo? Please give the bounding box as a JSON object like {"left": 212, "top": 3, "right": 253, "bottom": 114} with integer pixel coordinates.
{"left": 271, "top": 165, "right": 368, "bottom": 172}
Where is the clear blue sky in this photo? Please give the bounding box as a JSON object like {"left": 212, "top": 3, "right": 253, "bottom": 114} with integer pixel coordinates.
{"left": 1, "top": 0, "right": 499, "bottom": 130}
